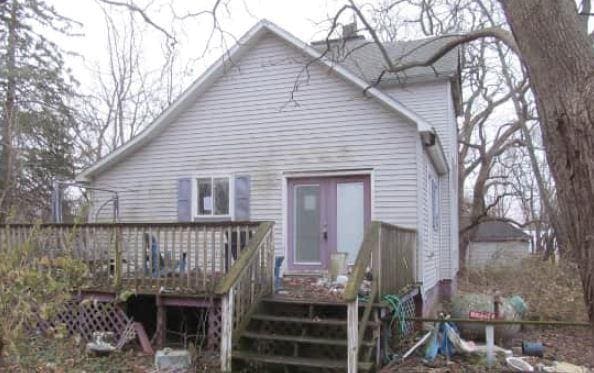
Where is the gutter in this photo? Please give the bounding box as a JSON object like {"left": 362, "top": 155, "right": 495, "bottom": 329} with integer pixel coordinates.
{"left": 420, "top": 131, "right": 449, "bottom": 175}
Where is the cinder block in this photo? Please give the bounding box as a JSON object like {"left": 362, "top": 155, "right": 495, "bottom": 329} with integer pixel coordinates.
{"left": 154, "top": 348, "right": 191, "bottom": 371}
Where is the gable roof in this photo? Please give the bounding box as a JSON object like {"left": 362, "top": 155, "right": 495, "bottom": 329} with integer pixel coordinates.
{"left": 471, "top": 220, "right": 530, "bottom": 242}
{"left": 313, "top": 35, "right": 459, "bottom": 86}
{"left": 78, "top": 20, "right": 443, "bottom": 181}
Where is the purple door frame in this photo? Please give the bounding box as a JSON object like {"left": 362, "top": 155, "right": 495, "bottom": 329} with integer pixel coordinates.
{"left": 287, "top": 175, "right": 371, "bottom": 271}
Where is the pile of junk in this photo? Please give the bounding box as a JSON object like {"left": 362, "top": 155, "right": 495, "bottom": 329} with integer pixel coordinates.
{"left": 388, "top": 293, "right": 589, "bottom": 373}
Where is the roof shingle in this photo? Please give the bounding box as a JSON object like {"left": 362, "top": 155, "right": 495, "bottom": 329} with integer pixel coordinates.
{"left": 313, "top": 35, "right": 459, "bottom": 86}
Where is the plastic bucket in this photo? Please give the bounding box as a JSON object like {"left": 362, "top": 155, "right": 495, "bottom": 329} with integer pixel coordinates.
{"left": 329, "top": 253, "right": 348, "bottom": 280}
{"left": 274, "top": 256, "right": 284, "bottom": 290}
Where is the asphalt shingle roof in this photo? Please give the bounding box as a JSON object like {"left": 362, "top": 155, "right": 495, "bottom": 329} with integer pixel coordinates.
{"left": 471, "top": 220, "right": 530, "bottom": 242}
{"left": 313, "top": 35, "right": 459, "bottom": 86}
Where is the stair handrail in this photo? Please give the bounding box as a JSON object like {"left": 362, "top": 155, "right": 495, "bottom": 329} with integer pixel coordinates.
{"left": 214, "top": 221, "right": 274, "bottom": 295}
{"left": 215, "top": 221, "right": 274, "bottom": 372}
{"left": 343, "top": 221, "right": 380, "bottom": 373}
{"left": 343, "top": 221, "right": 380, "bottom": 302}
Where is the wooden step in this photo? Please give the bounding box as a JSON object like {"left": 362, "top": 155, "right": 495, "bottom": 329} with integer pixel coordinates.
{"left": 262, "top": 296, "right": 389, "bottom": 308}
{"left": 242, "top": 331, "right": 377, "bottom": 347}
{"left": 251, "top": 314, "right": 347, "bottom": 325}
{"left": 262, "top": 296, "right": 347, "bottom": 306}
{"left": 243, "top": 332, "right": 347, "bottom": 346}
{"left": 232, "top": 351, "right": 374, "bottom": 370}
{"left": 251, "top": 313, "right": 380, "bottom": 327}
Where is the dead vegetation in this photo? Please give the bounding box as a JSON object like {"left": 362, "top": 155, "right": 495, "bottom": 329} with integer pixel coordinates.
{"left": 458, "top": 256, "right": 588, "bottom": 322}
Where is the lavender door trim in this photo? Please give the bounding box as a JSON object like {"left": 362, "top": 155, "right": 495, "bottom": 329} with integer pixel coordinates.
{"left": 287, "top": 175, "right": 371, "bottom": 271}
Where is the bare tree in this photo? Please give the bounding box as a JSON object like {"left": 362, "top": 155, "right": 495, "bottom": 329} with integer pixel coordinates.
{"left": 74, "top": 7, "right": 175, "bottom": 166}
{"left": 341, "top": 0, "right": 594, "bottom": 332}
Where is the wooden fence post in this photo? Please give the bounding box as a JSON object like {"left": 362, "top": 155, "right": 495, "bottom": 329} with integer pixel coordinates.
{"left": 155, "top": 293, "right": 166, "bottom": 349}
{"left": 220, "top": 289, "right": 234, "bottom": 372}
{"left": 347, "top": 298, "right": 359, "bottom": 373}
{"left": 114, "top": 226, "right": 122, "bottom": 289}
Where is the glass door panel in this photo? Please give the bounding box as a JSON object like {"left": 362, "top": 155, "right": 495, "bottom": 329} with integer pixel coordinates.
{"left": 294, "top": 185, "right": 321, "bottom": 263}
{"left": 337, "top": 182, "right": 365, "bottom": 264}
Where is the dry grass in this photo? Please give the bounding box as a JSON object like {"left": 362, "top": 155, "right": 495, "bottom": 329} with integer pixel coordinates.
{"left": 458, "top": 256, "right": 588, "bottom": 322}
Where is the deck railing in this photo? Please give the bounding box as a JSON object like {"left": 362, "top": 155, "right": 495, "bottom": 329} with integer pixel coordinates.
{"left": 0, "top": 222, "right": 261, "bottom": 293}
{"left": 214, "top": 221, "right": 275, "bottom": 372}
{"left": 343, "top": 221, "right": 418, "bottom": 373}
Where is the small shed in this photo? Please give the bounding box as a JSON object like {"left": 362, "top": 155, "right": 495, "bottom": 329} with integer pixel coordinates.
{"left": 467, "top": 220, "right": 531, "bottom": 268}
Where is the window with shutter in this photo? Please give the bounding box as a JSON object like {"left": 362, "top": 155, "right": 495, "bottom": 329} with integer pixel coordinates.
{"left": 194, "top": 176, "right": 232, "bottom": 218}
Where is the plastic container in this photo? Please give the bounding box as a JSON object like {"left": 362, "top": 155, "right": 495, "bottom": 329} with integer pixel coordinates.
{"left": 329, "top": 253, "right": 348, "bottom": 280}
{"left": 522, "top": 341, "right": 544, "bottom": 357}
{"left": 274, "top": 256, "right": 284, "bottom": 290}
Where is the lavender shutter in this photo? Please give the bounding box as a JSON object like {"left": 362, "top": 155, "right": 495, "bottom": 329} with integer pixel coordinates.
{"left": 234, "top": 176, "right": 251, "bottom": 221}
{"left": 177, "top": 178, "right": 192, "bottom": 222}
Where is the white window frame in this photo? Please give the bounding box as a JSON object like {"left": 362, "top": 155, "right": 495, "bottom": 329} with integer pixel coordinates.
{"left": 192, "top": 175, "right": 234, "bottom": 220}
{"left": 431, "top": 176, "right": 439, "bottom": 232}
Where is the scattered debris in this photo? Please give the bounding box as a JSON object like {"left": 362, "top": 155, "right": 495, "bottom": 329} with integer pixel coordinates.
{"left": 154, "top": 348, "right": 192, "bottom": 371}
{"left": 402, "top": 331, "right": 432, "bottom": 360}
{"left": 86, "top": 332, "right": 116, "bottom": 356}
{"left": 335, "top": 274, "right": 348, "bottom": 285}
{"left": 278, "top": 275, "right": 347, "bottom": 301}
{"left": 540, "top": 361, "right": 591, "bottom": 373}
{"left": 506, "top": 356, "right": 534, "bottom": 371}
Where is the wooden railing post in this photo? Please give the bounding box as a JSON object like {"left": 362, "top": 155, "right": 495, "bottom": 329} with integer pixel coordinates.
{"left": 347, "top": 298, "right": 359, "bottom": 373}
{"left": 220, "top": 288, "right": 234, "bottom": 372}
{"left": 114, "top": 225, "right": 122, "bottom": 289}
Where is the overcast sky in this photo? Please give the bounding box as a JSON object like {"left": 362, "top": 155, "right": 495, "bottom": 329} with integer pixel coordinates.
{"left": 53, "top": 0, "right": 346, "bottom": 90}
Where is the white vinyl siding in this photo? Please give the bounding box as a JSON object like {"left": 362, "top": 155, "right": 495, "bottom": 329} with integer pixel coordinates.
{"left": 467, "top": 241, "right": 530, "bottom": 268}
{"left": 388, "top": 81, "right": 459, "bottom": 282}
{"left": 90, "top": 33, "right": 419, "bottom": 255}
{"left": 419, "top": 153, "right": 440, "bottom": 291}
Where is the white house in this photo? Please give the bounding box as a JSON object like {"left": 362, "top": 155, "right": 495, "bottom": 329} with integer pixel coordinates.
{"left": 78, "top": 20, "right": 461, "bottom": 307}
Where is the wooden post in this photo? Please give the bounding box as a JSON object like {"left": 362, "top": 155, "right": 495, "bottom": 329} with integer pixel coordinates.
{"left": 134, "top": 322, "right": 154, "bottom": 355}
{"left": 485, "top": 324, "right": 494, "bottom": 368}
{"left": 114, "top": 226, "right": 122, "bottom": 289}
{"left": 220, "top": 290, "right": 234, "bottom": 372}
{"left": 155, "top": 294, "right": 166, "bottom": 349}
{"left": 347, "top": 299, "right": 359, "bottom": 373}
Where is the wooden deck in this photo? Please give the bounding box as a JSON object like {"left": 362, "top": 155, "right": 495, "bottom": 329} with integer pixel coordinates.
{"left": 1, "top": 220, "right": 419, "bottom": 372}
{"left": 0, "top": 221, "right": 265, "bottom": 295}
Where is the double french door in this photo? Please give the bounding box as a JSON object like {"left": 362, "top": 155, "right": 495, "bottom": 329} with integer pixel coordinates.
{"left": 288, "top": 176, "right": 371, "bottom": 270}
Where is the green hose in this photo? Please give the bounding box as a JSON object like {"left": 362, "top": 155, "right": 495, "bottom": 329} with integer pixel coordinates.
{"left": 383, "top": 294, "right": 407, "bottom": 337}
{"left": 357, "top": 293, "right": 410, "bottom": 363}
{"left": 379, "top": 294, "right": 409, "bottom": 363}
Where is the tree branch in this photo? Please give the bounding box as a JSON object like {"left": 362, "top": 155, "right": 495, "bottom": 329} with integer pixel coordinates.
{"left": 385, "top": 27, "right": 518, "bottom": 74}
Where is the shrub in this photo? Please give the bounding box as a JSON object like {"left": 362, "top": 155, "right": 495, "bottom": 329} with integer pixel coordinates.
{"left": 0, "top": 226, "right": 88, "bottom": 357}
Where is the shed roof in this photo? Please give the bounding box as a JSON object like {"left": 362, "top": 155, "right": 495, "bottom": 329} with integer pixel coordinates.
{"left": 471, "top": 220, "right": 530, "bottom": 242}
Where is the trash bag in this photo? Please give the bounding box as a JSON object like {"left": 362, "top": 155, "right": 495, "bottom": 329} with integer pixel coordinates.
{"left": 450, "top": 293, "right": 527, "bottom": 340}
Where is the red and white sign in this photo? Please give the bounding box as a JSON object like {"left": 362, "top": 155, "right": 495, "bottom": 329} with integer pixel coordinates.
{"left": 469, "top": 310, "right": 498, "bottom": 320}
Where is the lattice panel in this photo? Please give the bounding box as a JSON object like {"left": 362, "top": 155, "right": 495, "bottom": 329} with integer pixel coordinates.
{"left": 207, "top": 299, "right": 222, "bottom": 352}
{"left": 78, "top": 301, "right": 132, "bottom": 342}
{"left": 389, "top": 290, "right": 416, "bottom": 339}
{"left": 33, "top": 300, "right": 135, "bottom": 347}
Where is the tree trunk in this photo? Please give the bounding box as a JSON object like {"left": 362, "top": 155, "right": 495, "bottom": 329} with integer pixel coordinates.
{"left": 0, "top": 0, "right": 18, "bottom": 223}
{"left": 500, "top": 0, "right": 594, "bottom": 337}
